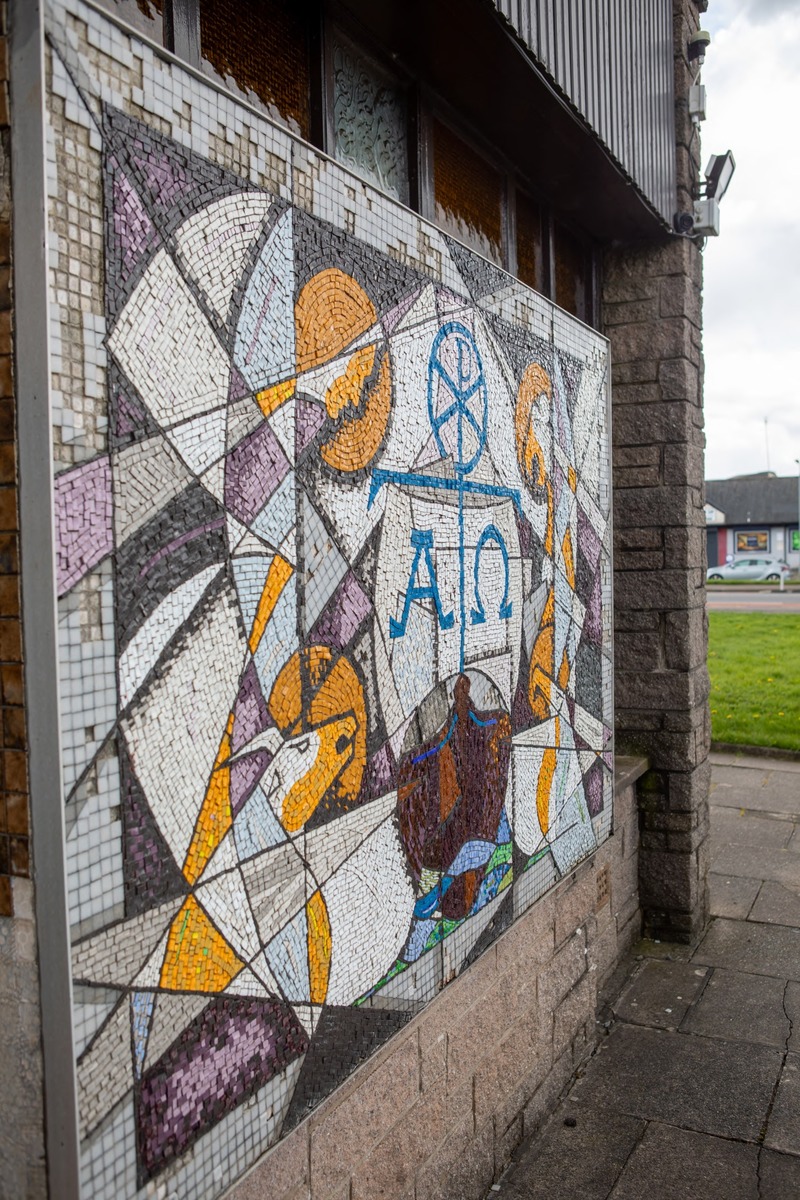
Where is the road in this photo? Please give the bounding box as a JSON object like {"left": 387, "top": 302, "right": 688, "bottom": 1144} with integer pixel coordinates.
{"left": 706, "top": 588, "right": 800, "bottom": 613}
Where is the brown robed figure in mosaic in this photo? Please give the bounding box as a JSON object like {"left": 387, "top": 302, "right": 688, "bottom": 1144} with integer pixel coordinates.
{"left": 397, "top": 674, "right": 512, "bottom": 921}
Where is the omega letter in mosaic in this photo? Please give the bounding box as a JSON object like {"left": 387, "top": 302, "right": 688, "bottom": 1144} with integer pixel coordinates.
{"left": 46, "top": 3, "right": 612, "bottom": 1196}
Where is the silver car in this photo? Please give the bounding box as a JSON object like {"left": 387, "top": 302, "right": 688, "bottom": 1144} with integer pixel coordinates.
{"left": 707, "top": 556, "right": 791, "bottom": 582}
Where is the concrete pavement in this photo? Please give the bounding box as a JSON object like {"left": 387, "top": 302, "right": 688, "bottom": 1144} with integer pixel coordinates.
{"left": 489, "top": 752, "right": 800, "bottom": 1199}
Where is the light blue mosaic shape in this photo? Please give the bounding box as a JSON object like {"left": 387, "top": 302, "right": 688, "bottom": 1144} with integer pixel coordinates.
{"left": 234, "top": 208, "right": 295, "bottom": 393}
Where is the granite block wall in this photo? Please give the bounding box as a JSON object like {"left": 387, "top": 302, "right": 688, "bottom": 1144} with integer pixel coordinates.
{"left": 604, "top": 0, "right": 710, "bottom": 942}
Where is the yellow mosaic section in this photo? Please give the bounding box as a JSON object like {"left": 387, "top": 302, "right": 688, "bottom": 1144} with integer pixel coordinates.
{"left": 160, "top": 895, "right": 245, "bottom": 992}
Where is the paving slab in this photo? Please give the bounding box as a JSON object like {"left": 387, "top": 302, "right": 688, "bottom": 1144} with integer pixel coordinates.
{"left": 710, "top": 752, "right": 800, "bottom": 777}
{"left": 760, "top": 1149, "right": 800, "bottom": 1197}
{"left": 709, "top": 874, "right": 761, "bottom": 920}
{"left": 710, "top": 842, "right": 800, "bottom": 890}
{"left": 709, "top": 782, "right": 800, "bottom": 819}
{"left": 631, "top": 939, "right": 693, "bottom": 963}
{"left": 764, "top": 1052, "right": 800, "bottom": 1156}
{"left": 710, "top": 764, "right": 772, "bottom": 788}
{"left": 679, "top": 967, "right": 789, "bottom": 1048}
{"left": 613, "top": 960, "right": 709, "bottom": 1031}
{"left": 785, "top": 982, "right": 800, "bottom": 1055}
{"left": 496, "top": 1109, "right": 645, "bottom": 1200}
{"left": 570, "top": 1024, "right": 781, "bottom": 1142}
{"left": 693, "top": 918, "right": 800, "bottom": 981}
{"left": 608, "top": 1123, "right": 759, "bottom": 1200}
{"left": 710, "top": 808, "right": 794, "bottom": 850}
{"left": 748, "top": 880, "right": 800, "bottom": 927}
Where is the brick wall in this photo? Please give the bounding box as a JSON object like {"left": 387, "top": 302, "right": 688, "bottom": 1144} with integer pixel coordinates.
{"left": 604, "top": 0, "right": 710, "bottom": 942}
{"left": 231, "top": 769, "right": 642, "bottom": 1200}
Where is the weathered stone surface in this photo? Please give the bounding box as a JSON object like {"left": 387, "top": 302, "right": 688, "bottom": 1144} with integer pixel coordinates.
{"left": 553, "top": 972, "right": 597, "bottom": 1060}
{"left": 520, "top": 1046, "right": 577, "bottom": 1140}
{"left": 604, "top": 297, "right": 660, "bottom": 326}
{"left": 613, "top": 959, "right": 708, "bottom": 1030}
{"left": 693, "top": 918, "right": 800, "bottom": 981}
{"left": 0, "top": 909, "right": 46, "bottom": 1200}
{"left": 708, "top": 873, "right": 761, "bottom": 920}
{"left": 538, "top": 931, "right": 588, "bottom": 1014}
{"left": 350, "top": 1087, "right": 446, "bottom": 1200}
{"left": 572, "top": 1023, "right": 781, "bottom": 1141}
{"left": 664, "top": 607, "right": 707, "bottom": 670}
{"left": 615, "top": 527, "right": 664, "bottom": 552}
{"left": 614, "top": 487, "right": 700, "bottom": 531}
{"left": 680, "top": 967, "right": 790, "bottom": 1048}
{"left": 764, "top": 1053, "right": 800, "bottom": 1155}
{"left": 639, "top": 846, "right": 703, "bottom": 912}
{"left": 712, "top": 808, "right": 793, "bottom": 852}
{"left": 663, "top": 523, "right": 707, "bottom": 571}
{"left": 760, "top": 1150, "right": 800, "bottom": 1198}
{"left": 233, "top": 1124, "right": 310, "bottom": 1200}
{"left": 712, "top": 843, "right": 800, "bottom": 892}
{"left": 660, "top": 275, "right": 701, "bottom": 325}
{"left": 786, "top": 982, "right": 800, "bottom": 1054}
{"left": 415, "top": 1112, "right": 494, "bottom": 1200}
{"left": 553, "top": 869, "right": 601, "bottom": 949}
{"left": 609, "top": 1123, "right": 758, "bottom": 1200}
{"left": 613, "top": 400, "right": 694, "bottom": 444}
{"left": 615, "top": 631, "right": 663, "bottom": 673}
{"left": 658, "top": 357, "right": 700, "bottom": 401}
{"left": 498, "top": 1108, "right": 645, "bottom": 1200}
{"left": 309, "top": 1035, "right": 419, "bottom": 1195}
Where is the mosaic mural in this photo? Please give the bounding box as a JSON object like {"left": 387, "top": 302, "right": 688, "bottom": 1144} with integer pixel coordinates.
{"left": 47, "top": 5, "right": 612, "bottom": 1195}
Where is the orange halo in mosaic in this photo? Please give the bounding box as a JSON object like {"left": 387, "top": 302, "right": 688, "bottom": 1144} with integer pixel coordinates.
{"left": 295, "top": 267, "right": 392, "bottom": 472}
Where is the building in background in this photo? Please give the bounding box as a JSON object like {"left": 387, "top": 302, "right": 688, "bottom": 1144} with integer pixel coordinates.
{"left": 1, "top": 1, "right": 711, "bottom": 1197}
{"left": 706, "top": 473, "right": 800, "bottom": 569}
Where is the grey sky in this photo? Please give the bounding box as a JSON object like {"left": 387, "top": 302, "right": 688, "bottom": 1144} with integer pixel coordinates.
{"left": 701, "top": 1, "right": 800, "bottom": 480}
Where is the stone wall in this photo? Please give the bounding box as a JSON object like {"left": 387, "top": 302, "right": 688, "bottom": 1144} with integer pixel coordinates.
{"left": 604, "top": 0, "right": 710, "bottom": 942}
{"left": 232, "top": 766, "right": 642, "bottom": 1200}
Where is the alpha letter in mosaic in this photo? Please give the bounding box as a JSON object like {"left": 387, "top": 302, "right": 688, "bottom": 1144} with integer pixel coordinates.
{"left": 47, "top": 6, "right": 612, "bottom": 1195}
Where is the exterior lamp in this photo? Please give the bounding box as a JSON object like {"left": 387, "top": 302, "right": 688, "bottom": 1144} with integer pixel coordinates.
{"left": 692, "top": 150, "right": 736, "bottom": 237}
{"left": 704, "top": 152, "right": 736, "bottom": 201}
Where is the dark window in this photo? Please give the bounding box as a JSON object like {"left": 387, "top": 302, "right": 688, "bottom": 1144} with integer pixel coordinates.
{"left": 330, "top": 30, "right": 409, "bottom": 204}
{"left": 553, "top": 221, "right": 590, "bottom": 323}
{"left": 199, "top": 0, "right": 311, "bottom": 139}
{"left": 515, "top": 190, "right": 544, "bottom": 295}
{"left": 432, "top": 118, "right": 505, "bottom": 268}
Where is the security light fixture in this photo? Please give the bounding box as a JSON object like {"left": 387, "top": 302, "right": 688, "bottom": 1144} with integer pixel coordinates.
{"left": 704, "top": 152, "right": 736, "bottom": 201}
{"left": 683, "top": 150, "right": 736, "bottom": 238}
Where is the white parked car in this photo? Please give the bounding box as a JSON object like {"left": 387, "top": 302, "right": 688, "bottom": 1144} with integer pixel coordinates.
{"left": 707, "top": 556, "right": 791, "bottom": 582}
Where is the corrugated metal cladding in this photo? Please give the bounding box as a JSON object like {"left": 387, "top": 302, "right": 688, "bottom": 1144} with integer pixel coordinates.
{"left": 494, "top": 0, "right": 676, "bottom": 224}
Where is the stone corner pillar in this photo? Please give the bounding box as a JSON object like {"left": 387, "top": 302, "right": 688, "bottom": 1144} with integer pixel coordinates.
{"left": 602, "top": 0, "right": 711, "bottom": 943}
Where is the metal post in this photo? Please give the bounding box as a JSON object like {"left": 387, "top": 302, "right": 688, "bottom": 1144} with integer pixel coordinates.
{"left": 795, "top": 459, "right": 800, "bottom": 579}
{"left": 10, "top": 1, "right": 81, "bottom": 1194}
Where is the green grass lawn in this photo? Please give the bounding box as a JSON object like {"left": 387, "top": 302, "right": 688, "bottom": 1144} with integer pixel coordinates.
{"left": 708, "top": 612, "right": 800, "bottom": 751}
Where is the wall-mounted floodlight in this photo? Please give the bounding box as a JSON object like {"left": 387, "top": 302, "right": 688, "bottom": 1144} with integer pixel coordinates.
{"left": 704, "top": 152, "right": 736, "bottom": 201}
{"left": 691, "top": 150, "right": 736, "bottom": 236}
